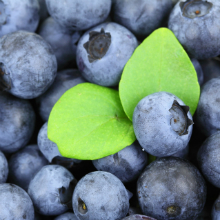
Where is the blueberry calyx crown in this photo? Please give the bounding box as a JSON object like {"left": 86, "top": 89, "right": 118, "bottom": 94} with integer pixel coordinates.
{"left": 166, "top": 205, "right": 181, "bottom": 216}
{"left": 180, "top": 0, "right": 213, "bottom": 19}
{"left": 78, "top": 197, "right": 87, "bottom": 214}
{"left": 83, "top": 28, "right": 111, "bottom": 63}
{"left": 0, "top": 64, "right": 11, "bottom": 91}
{"left": 169, "top": 100, "right": 193, "bottom": 136}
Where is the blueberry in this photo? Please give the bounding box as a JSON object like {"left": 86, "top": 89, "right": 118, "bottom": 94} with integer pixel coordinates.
{"left": 36, "top": 69, "right": 85, "bottom": 121}
{"left": 0, "top": 150, "right": 8, "bottom": 183}
{"left": 54, "top": 212, "right": 78, "bottom": 220}
{"left": 197, "top": 131, "right": 220, "bottom": 188}
{"left": 133, "top": 92, "right": 193, "bottom": 157}
{"left": 76, "top": 22, "right": 138, "bottom": 86}
{"left": 45, "top": 0, "right": 111, "bottom": 32}
{"left": 200, "top": 58, "right": 220, "bottom": 84}
{"left": 38, "top": 0, "right": 49, "bottom": 23}
{"left": 28, "top": 165, "right": 77, "bottom": 216}
{"left": 72, "top": 171, "right": 129, "bottom": 220}
{"left": 196, "top": 78, "right": 220, "bottom": 136}
{"left": 0, "top": 92, "right": 35, "bottom": 153}
{"left": 37, "top": 122, "right": 81, "bottom": 168}
{"left": 0, "top": 183, "right": 35, "bottom": 220}
{"left": 168, "top": 0, "right": 220, "bottom": 59}
{"left": 8, "top": 144, "right": 48, "bottom": 191}
{"left": 137, "top": 157, "right": 206, "bottom": 220}
{"left": 212, "top": 194, "right": 220, "bottom": 220}
{"left": 121, "top": 215, "right": 157, "bottom": 220}
{"left": 0, "top": 31, "right": 57, "bottom": 99}
{"left": 92, "top": 141, "right": 148, "bottom": 183}
{"left": 38, "top": 17, "right": 81, "bottom": 70}
{"left": 0, "top": 0, "right": 40, "bottom": 37}
{"left": 191, "top": 58, "right": 204, "bottom": 85}
{"left": 112, "top": 0, "right": 173, "bottom": 39}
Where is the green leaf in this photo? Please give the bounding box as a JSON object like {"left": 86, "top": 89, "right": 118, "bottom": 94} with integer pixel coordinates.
{"left": 119, "top": 28, "right": 200, "bottom": 121}
{"left": 48, "top": 83, "right": 136, "bottom": 160}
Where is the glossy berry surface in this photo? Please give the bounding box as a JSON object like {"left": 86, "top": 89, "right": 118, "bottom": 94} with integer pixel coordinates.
{"left": 77, "top": 22, "right": 138, "bottom": 86}
{"left": 133, "top": 92, "right": 193, "bottom": 157}
{"left": 72, "top": 171, "right": 129, "bottom": 220}
{"left": 169, "top": 0, "right": 220, "bottom": 59}
{"left": 45, "top": 0, "right": 112, "bottom": 31}
{"left": 0, "top": 31, "right": 57, "bottom": 99}
{"left": 92, "top": 141, "right": 148, "bottom": 183}
{"left": 28, "top": 165, "right": 77, "bottom": 216}
{"left": 0, "top": 92, "right": 35, "bottom": 153}
{"left": 137, "top": 157, "right": 206, "bottom": 220}
{"left": 0, "top": 183, "right": 35, "bottom": 220}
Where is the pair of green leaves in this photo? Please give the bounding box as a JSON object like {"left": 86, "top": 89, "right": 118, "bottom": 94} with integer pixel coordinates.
{"left": 48, "top": 28, "right": 200, "bottom": 160}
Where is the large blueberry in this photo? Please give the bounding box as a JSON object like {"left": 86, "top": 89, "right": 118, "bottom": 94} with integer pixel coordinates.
{"left": 0, "top": 31, "right": 57, "bottom": 99}
{"left": 76, "top": 22, "right": 138, "bottom": 86}
{"left": 0, "top": 183, "right": 35, "bottom": 220}
{"left": 0, "top": 0, "right": 39, "bottom": 37}
{"left": 212, "top": 194, "right": 220, "bottom": 220}
{"left": 38, "top": 17, "right": 81, "bottom": 70}
{"left": 112, "top": 0, "right": 172, "bottom": 39}
{"left": 54, "top": 212, "right": 78, "bottom": 220}
{"left": 0, "top": 92, "right": 35, "bottom": 153}
{"left": 92, "top": 141, "right": 148, "bottom": 183}
{"left": 168, "top": 0, "right": 220, "bottom": 59}
{"left": 200, "top": 58, "right": 220, "bottom": 84}
{"left": 137, "top": 157, "right": 206, "bottom": 220}
{"left": 0, "top": 150, "right": 8, "bottom": 183}
{"left": 28, "top": 165, "right": 77, "bottom": 216}
{"left": 72, "top": 171, "right": 129, "bottom": 220}
{"left": 36, "top": 69, "right": 85, "bottom": 121}
{"left": 196, "top": 78, "right": 220, "bottom": 136}
{"left": 133, "top": 92, "right": 193, "bottom": 157}
{"left": 197, "top": 131, "right": 220, "bottom": 188}
{"left": 37, "top": 122, "right": 81, "bottom": 168}
{"left": 8, "top": 144, "right": 48, "bottom": 191}
{"left": 45, "top": 0, "right": 111, "bottom": 32}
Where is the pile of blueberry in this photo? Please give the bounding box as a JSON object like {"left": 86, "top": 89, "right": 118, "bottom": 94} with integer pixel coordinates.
{"left": 1, "top": 0, "right": 220, "bottom": 219}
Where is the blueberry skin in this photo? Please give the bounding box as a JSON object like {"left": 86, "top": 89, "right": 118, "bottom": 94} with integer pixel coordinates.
{"left": 45, "top": 0, "right": 111, "bottom": 32}
{"left": 197, "top": 131, "right": 220, "bottom": 188}
{"left": 196, "top": 78, "right": 220, "bottom": 136}
{"left": 0, "top": 183, "right": 35, "bottom": 220}
{"left": 168, "top": 0, "right": 220, "bottom": 60}
{"left": 28, "top": 165, "right": 77, "bottom": 216}
{"left": 0, "top": 150, "right": 8, "bottom": 183}
{"left": 77, "top": 22, "right": 138, "bottom": 86}
{"left": 37, "top": 122, "right": 81, "bottom": 167}
{"left": 72, "top": 171, "right": 129, "bottom": 220}
{"left": 133, "top": 92, "right": 193, "bottom": 157}
{"left": 92, "top": 141, "right": 148, "bottom": 183}
{"left": 0, "top": 31, "right": 57, "bottom": 99}
{"left": 54, "top": 212, "right": 78, "bottom": 220}
{"left": 200, "top": 58, "right": 220, "bottom": 85}
{"left": 137, "top": 157, "right": 206, "bottom": 220}
{"left": 8, "top": 144, "right": 48, "bottom": 191}
{"left": 212, "top": 194, "right": 220, "bottom": 220}
{"left": 38, "top": 17, "right": 81, "bottom": 70}
{"left": 191, "top": 58, "right": 204, "bottom": 85}
{"left": 112, "top": 0, "right": 172, "bottom": 39}
{"left": 170, "top": 144, "right": 189, "bottom": 159}
{"left": 0, "top": 92, "right": 35, "bottom": 153}
{"left": 0, "top": 0, "right": 40, "bottom": 37}
{"left": 121, "top": 215, "right": 157, "bottom": 220}
{"left": 36, "top": 69, "right": 85, "bottom": 121}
